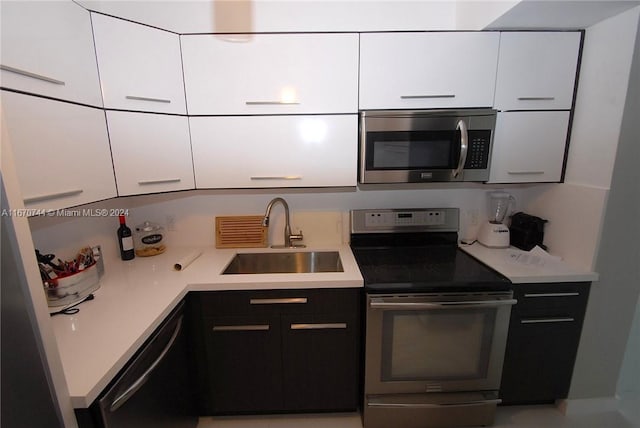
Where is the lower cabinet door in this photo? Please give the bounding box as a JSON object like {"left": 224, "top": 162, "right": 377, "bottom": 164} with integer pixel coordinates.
{"left": 281, "top": 313, "right": 359, "bottom": 411}
{"left": 206, "top": 315, "right": 283, "bottom": 413}
{"left": 500, "top": 315, "right": 584, "bottom": 404}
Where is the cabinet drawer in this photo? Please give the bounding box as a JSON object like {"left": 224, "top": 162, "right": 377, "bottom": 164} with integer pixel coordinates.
{"left": 513, "top": 282, "right": 589, "bottom": 310}
{"left": 199, "top": 289, "right": 361, "bottom": 317}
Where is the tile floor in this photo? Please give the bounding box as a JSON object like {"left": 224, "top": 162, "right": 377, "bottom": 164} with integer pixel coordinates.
{"left": 197, "top": 400, "right": 640, "bottom": 428}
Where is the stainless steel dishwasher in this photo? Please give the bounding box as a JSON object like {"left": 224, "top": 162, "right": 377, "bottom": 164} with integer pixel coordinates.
{"left": 77, "top": 301, "right": 197, "bottom": 428}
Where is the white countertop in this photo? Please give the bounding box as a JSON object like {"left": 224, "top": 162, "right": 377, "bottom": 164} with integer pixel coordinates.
{"left": 50, "top": 245, "right": 363, "bottom": 408}
{"left": 459, "top": 242, "right": 599, "bottom": 284}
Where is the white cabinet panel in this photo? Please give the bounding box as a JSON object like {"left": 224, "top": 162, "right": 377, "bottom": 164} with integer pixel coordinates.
{"left": 1, "top": 92, "right": 117, "bottom": 210}
{"left": 91, "top": 13, "right": 186, "bottom": 114}
{"left": 190, "top": 115, "right": 357, "bottom": 188}
{"left": 359, "top": 32, "right": 500, "bottom": 110}
{"left": 0, "top": 1, "right": 103, "bottom": 107}
{"left": 494, "top": 32, "right": 581, "bottom": 111}
{"left": 181, "top": 34, "right": 358, "bottom": 115}
{"left": 106, "top": 112, "right": 194, "bottom": 196}
{"left": 489, "top": 111, "right": 570, "bottom": 183}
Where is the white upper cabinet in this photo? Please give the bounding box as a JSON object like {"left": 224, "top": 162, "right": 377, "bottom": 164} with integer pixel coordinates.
{"left": 190, "top": 115, "right": 357, "bottom": 188}
{"left": 0, "top": 1, "right": 103, "bottom": 107}
{"left": 181, "top": 33, "right": 359, "bottom": 115}
{"left": 494, "top": 32, "right": 581, "bottom": 111}
{"left": 91, "top": 13, "right": 187, "bottom": 114}
{"left": 106, "top": 112, "right": 194, "bottom": 196}
{"left": 488, "top": 111, "right": 570, "bottom": 183}
{"left": 359, "top": 32, "right": 500, "bottom": 110}
{"left": 1, "top": 92, "right": 117, "bottom": 210}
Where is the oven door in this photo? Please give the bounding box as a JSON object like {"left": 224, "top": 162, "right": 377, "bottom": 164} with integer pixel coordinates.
{"left": 364, "top": 292, "right": 515, "bottom": 395}
{"left": 359, "top": 110, "right": 495, "bottom": 183}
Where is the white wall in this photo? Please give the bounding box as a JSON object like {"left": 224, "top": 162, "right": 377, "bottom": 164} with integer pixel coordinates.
{"left": 518, "top": 6, "right": 640, "bottom": 401}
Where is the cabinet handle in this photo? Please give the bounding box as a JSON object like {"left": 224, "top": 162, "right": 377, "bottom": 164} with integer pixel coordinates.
{"left": 138, "top": 178, "right": 182, "bottom": 185}
{"left": 400, "top": 94, "right": 455, "bottom": 99}
{"left": 125, "top": 95, "right": 171, "bottom": 104}
{"left": 23, "top": 189, "right": 83, "bottom": 204}
{"left": 517, "top": 97, "right": 556, "bottom": 101}
{"left": 250, "top": 176, "right": 302, "bottom": 181}
{"left": 508, "top": 171, "right": 545, "bottom": 175}
{"left": 524, "top": 292, "right": 580, "bottom": 298}
{"left": 212, "top": 325, "right": 270, "bottom": 331}
{"left": 245, "top": 101, "right": 300, "bottom": 105}
{"left": 290, "top": 323, "right": 347, "bottom": 330}
{"left": 521, "top": 318, "right": 575, "bottom": 324}
{"left": 250, "top": 298, "right": 308, "bottom": 305}
{"left": 1, "top": 64, "right": 65, "bottom": 85}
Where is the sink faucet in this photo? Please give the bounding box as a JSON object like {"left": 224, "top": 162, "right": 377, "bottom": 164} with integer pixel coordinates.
{"left": 262, "top": 197, "right": 305, "bottom": 248}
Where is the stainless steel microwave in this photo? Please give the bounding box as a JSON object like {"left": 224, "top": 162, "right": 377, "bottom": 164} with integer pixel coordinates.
{"left": 359, "top": 109, "right": 497, "bottom": 183}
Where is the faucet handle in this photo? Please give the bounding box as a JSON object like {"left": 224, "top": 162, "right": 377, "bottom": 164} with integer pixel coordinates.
{"left": 289, "top": 230, "right": 305, "bottom": 248}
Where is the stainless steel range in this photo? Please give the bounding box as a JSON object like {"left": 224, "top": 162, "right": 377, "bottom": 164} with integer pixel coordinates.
{"left": 350, "top": 208, "right": 515, "bottom": 428}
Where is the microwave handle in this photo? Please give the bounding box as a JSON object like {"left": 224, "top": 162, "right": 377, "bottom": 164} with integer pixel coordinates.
{"left": 452, "top": 119, "right": 468, "bottom": 178}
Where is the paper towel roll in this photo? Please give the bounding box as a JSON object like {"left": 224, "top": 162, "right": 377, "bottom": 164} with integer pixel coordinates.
{"left": 174, "top": 250, "right": 203, "bottom": 271}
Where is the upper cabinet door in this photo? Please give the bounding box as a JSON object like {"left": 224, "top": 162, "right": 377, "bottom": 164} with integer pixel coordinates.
{"left": 190, "top": 115, "right": 357, "bottom": 188}
{"left": 0, "top": 1, "right": 103, "bottom": 107}
{"left": 107, "top": 112, "right": 194, "bottom": 196}
{"left": 488, "top": 111, "right": 570, "bottom": 184}
{"left": 91, "top": 13, "right": 187, "bottom": 114}
{"left": 359, "top": 32, "right": 500, "bottom": 110}
{"left": 181, "top": 33, "right": 359, "bottom": 115}
{"left": 494, "top": 32, "right": 581, "bottom": 111}
{"left": 1, "top": 92, "right": 117, "bottom": 211}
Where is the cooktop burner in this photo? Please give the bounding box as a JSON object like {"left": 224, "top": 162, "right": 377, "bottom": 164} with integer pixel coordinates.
{"left": 350, "top": 208, "right": 511, "bottom": 293}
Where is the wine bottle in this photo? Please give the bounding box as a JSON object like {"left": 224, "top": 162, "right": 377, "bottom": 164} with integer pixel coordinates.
{"left": 117, "top": 215, "right": 135, "bottom": 260}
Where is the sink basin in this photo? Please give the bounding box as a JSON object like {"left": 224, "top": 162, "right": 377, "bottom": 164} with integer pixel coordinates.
{"left": 222, "top": 251, "right": 344, "bottom": 274}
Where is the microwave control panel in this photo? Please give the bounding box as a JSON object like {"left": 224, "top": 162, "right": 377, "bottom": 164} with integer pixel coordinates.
{"left": 463, "top": 130, "right": 491, "bottom": 170}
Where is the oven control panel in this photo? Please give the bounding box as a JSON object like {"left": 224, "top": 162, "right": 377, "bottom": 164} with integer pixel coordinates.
{"left": 352, "top": 208, "right": 459, "bottom": 233}
{"left": 364, "top": 210, "right": 446, "bottom": 227}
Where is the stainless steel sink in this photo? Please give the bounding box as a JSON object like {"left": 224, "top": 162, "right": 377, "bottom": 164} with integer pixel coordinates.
{"left": 222, "top": 251, "right": 343, "bottom": 274}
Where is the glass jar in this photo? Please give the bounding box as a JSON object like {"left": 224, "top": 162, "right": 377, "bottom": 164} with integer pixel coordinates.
{"left": 134, "top": 221, "right": 166, "bottom": 257}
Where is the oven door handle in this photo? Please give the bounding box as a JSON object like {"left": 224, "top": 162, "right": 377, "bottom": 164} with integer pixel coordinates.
{"left": 369, "top": 298, "right": 517, "bottom": 310}
{"left": 452, "top": 119, "right": 468, "bottom": 179}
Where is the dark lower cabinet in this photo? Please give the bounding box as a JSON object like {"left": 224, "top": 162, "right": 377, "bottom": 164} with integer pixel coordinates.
{"left": 281, "top": 313, "right": 359, "bottom": 411}
{"left": 500, "top": 282, "right": 590, "bottom": 404}
{"left": 189, "top": 288, "right": 361, "bottom": 415}
{"left": 206, "top": 314, "right": 283, "bottom": 413}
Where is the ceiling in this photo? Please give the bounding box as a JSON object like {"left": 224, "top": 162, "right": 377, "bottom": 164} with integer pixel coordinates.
{"left": 74, "top": 0, "right": 640, "bottom": 33}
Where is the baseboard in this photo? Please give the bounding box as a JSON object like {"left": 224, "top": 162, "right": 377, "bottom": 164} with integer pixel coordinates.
{"left": 556, "top": 397, "right": 619, "bottom": 415}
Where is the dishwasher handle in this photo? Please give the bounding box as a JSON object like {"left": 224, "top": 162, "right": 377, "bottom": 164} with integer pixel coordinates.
{"left": 109, "top": 315, "right": 183, "bottom": 412}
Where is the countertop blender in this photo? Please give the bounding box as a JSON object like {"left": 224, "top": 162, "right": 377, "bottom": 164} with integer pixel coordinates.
{"left": 477, "top": 191, "right": 515, "bottom": 248}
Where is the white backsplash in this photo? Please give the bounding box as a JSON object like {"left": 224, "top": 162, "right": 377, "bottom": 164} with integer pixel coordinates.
{"left": 28, "top": 186, "right": 534, "bottom": 258}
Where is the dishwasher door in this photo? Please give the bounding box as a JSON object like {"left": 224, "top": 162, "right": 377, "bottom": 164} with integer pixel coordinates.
{"left": 96, "top": 301, "right": 197, "bottom": 428}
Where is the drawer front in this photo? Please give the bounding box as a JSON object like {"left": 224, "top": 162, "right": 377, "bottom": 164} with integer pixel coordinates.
{"left": 198, "top": 289, "right": 361, "bottom": 317}
{"left": 512, "top": 282, "right": 590, "bottom": 316}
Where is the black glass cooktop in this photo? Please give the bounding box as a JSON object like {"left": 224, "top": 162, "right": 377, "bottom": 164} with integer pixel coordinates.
{"left": 350, "top": 233, "right": 511, "bottom": 293}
